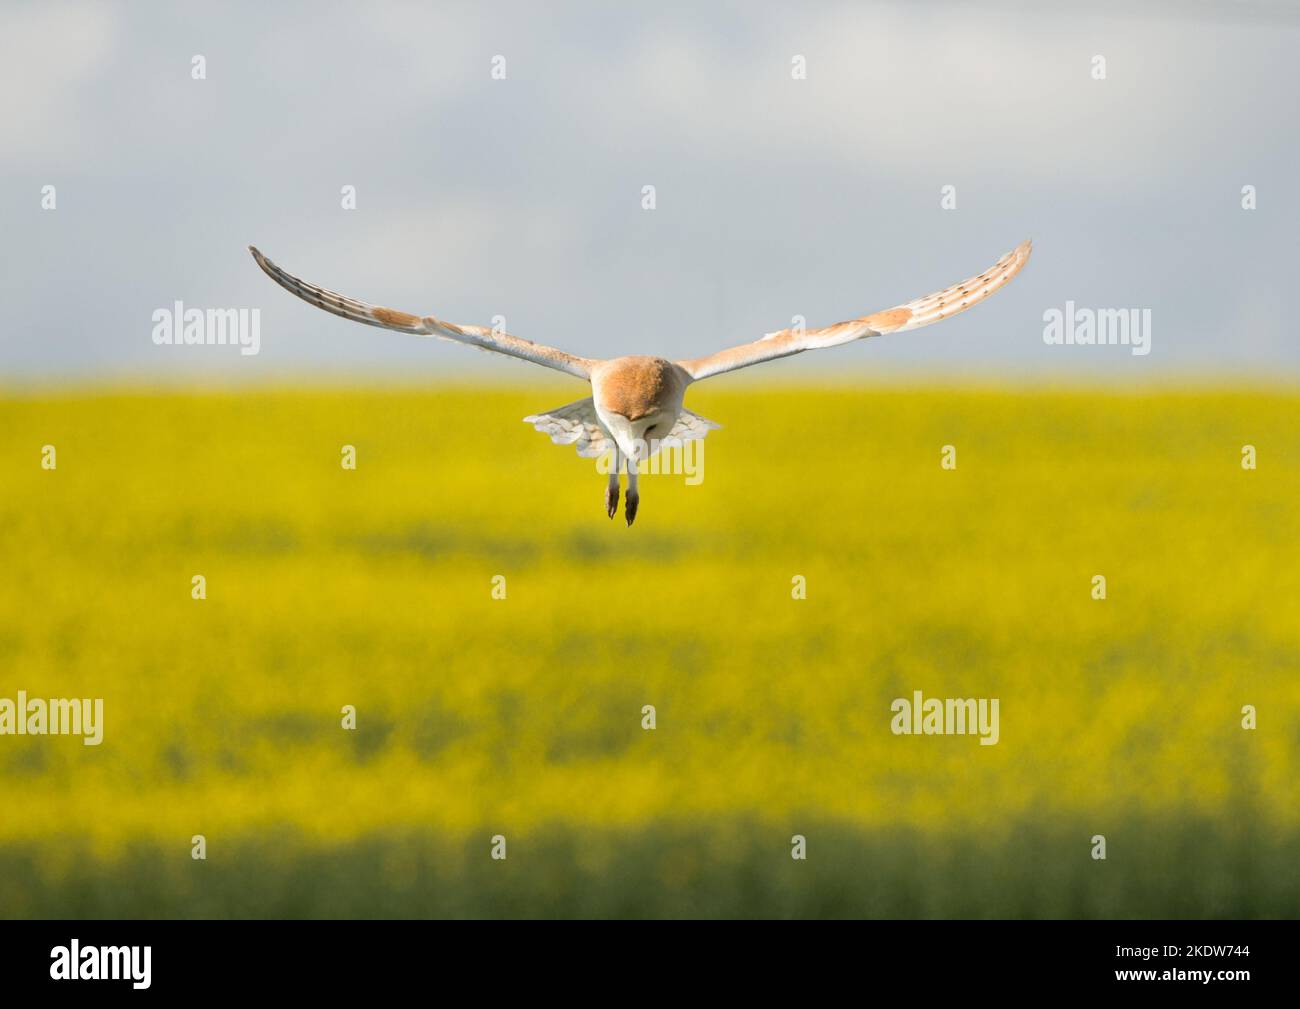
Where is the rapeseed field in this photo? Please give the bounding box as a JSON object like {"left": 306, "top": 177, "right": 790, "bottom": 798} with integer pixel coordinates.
{"left": 0, "top": 384, "right": 1295, "bottom": 917}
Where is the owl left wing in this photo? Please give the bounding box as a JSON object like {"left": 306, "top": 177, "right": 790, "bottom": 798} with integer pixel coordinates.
{"left": 677, "top": 240, "right": 1031, "bottom": 382}
{"left": 659, "top": 408, "right": 721, "bottom": 448}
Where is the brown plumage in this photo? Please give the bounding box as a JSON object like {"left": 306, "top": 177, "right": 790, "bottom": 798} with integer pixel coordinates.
{"left": 591, "top": 357, "right": 686, "bottom": 421}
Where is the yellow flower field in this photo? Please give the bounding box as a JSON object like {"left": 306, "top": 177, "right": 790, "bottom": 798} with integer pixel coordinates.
{"left": 0, "top": 383, "right": 1296, "bottom": 917}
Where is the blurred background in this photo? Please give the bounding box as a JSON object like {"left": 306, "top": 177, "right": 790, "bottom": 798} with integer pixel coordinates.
{"left": 0, "top": 1, "right": 1297, "bottom": 917}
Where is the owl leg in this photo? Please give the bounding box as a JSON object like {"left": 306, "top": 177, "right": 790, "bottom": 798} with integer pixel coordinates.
{"left": 605, "top": 447, "right": 621, "bottom": 519}
{"left": 624, "top": 456, "right": 640, "bottom": 527}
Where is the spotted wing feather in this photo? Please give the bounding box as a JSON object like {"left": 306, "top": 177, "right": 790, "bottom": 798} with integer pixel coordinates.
{"left": 523, "top": 397, "right": 613, "bottom": 459}
{"left": 677, "top": 240, "right": 1032, "bottom": 381}
{"left": 249, "top": 246, "right": 593, "bottom": 379}
{"left": 659, "top": 408, "right": 721, "bottom": 448}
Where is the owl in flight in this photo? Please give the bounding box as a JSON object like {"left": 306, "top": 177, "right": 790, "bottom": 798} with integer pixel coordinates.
{"left": 250, "top": 240, "right": 1031, "bottom": 525}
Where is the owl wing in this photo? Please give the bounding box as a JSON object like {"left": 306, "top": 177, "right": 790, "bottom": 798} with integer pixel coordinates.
{"left": 659, "top": 408, "right": 721, "bottom": 448}
{"left": 523, "top": 397, "right": 613, "bottom": 459}
{"left": 677, "top": 240, "right": 1031, "bottom": 381}
{"left": 249, "top": 246, "right": 594, "bottom": 380}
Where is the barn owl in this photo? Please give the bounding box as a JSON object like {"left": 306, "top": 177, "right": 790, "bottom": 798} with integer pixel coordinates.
{"left": 250, "top": 240, "right": 1031, "bottom": 525}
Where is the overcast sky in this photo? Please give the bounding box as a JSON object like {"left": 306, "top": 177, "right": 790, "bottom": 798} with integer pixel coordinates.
{"left": 2, "top": 0, "right": 1297, "bottom": 385}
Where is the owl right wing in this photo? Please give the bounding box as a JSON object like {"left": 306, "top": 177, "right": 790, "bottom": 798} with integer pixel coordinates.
{"left": 250, "top": 246, "right": 594, "bottom": 380}
{"left": 523, "top": 397, "right": 613, "bottom": 459}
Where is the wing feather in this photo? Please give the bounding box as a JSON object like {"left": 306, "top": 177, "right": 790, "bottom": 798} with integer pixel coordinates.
{"left": 249, "top": 246, "right": 593, "bottom": 379}
{"left": 677, "top": 240, "right": 1031, "bottom": 381}
{"left": 659, "top": 408, "right": 720, "bottom": 448}
{"left": 523, "top": 397, "right": 612, "bottom": 459}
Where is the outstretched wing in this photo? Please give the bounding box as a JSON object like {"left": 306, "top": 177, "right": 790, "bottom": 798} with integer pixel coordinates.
{"left": 659, "top": 408, "right": 720, "bottom": 448}
{"left": 523, "top": 397, "right": 613, "bottom": 459}
{"left": 677, "top": 240, "right": 1031, "bottom": 381}
{"left": 249, "top": 246, "right": 594, "bottom": 380}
